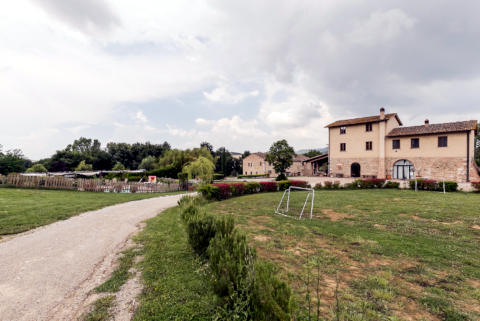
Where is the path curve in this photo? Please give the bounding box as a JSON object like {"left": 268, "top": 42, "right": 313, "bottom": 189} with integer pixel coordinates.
{"left": 0, "top": 194, "right": 185, "bottom": 321}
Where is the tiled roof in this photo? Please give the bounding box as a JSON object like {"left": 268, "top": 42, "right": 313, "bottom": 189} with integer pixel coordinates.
{"left": 249, "top": 153, "right": 308, "bottom": 162}
{"left": 387, "top": 120, "right": 477, "bottom": 137}
{"left": 325, "top": 113, "right": 402, "bottom": 128}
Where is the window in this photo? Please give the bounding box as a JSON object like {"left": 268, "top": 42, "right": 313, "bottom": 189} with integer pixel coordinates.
{"left": 366, "top": 123, "right": 373, "bottom": 132}
{"left": 340, "top": 126, "right": 346, "bottom": 134}
{"left": 259, "top": 162, "right": 262, "bottom": 166}
{"left": 393, "top": 160, "right": 414, "bottom": 180}
{"left": 340, "top": 143, "right": 346, "bottom": 151}
{"left": 411, "top": 138, "right": 419, "bottom": 149}
{"left": 392, "top": 139, "right": 400, "bottom": 149}
{"left": 438, "top": 136, "right": 448, "bottom": 147}
{"left": 366, "top": 141, "right": 373, "bottom": 150}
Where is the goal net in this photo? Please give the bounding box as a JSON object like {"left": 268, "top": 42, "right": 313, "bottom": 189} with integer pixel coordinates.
{"left": 275, "top": 186, "right": 315, "bottom": 220}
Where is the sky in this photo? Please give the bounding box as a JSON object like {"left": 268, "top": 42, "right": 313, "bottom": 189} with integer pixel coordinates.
{"left": 2, "top": 0, "right": 480, "bottom": 160}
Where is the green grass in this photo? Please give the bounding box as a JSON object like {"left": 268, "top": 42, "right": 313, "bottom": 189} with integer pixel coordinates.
{"left": 82, "top": 295, "right": 115, "bottom": 321}
{"left": 95, "top": 247, "right": 139, "bottom": 293}
{"left": 203, "top": 190, "right": 480, "bottom": 320}
{"left": 0, "top": 188, "right": 187, "bottom": 235}
{"left": 132, "top": 206, "right": 217, "bottom": 321}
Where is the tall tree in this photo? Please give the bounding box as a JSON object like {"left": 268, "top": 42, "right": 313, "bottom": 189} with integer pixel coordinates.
{"left": 182, "top": 156, "right": 215, "bottom": 183}
{"left": 265, "top": 140, "right": 295, "bottom": 181}
{"left": 0, "top": 147, "right": 30, "bottom": 175}
{"left": 214, "top": 147, "right": 233, "bottom": 176}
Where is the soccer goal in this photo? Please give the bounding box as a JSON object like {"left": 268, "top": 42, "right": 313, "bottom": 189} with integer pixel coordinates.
{"left": 275, "top": 186, "right": 315, "bottom": 220}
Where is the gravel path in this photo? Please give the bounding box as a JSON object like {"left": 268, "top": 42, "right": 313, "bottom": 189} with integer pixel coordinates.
{"left": 0, "top": 194, "right": 185, "bottom": 321}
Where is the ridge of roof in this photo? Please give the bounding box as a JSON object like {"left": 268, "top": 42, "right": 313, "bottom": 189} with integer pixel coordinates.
{"left": 325, "top": 113, "right": 402, "bottom": 128}
{"left": 387, "top": 120, "right": 477, "bottom": 137}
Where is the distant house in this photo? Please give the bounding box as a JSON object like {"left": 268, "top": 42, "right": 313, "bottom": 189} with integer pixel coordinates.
{"left": 326, "top": 108, "right": 479, "bottom": 182}
{"left": 242, "top": 153, "right": 309, "bottom": 177}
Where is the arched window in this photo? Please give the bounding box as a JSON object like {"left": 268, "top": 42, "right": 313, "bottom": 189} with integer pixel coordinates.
{"left": 393, "top": 160, "right": 414, "bottom": 179}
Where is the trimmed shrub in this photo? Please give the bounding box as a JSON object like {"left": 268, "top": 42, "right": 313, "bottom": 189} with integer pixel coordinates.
{"left": 147, "top": 165, "right": 178, "bottom": 178}
{"left": 384, "top": 181, "right": 400, "bottom": 189}
{"left": 323, "top": 181, "right": 333, "bottom": 189}
{"left": 443, "top": 181, "right": 458, "bottom": 192}
{"left": 213, "top": 183, "right": 232, "bottom": 199}
{"left": 230, "top": 183, "right": 246, "bottom": 196}
{"left": 314, "top": 183, "right": 323, "bottom": 190}
{"left": 187, "top": 214, "right": 218, "bottom": 256}
{"left": 275, "top": 173, "right": 287, "bottom": 181}
{"left": 289, "top": 180, "right": 308, "bottom": 188}
{"left": 245, "top": 182, "right": 261, "bottom": 194}
{"left": 277, "top": 180, "right": 291, "bottom": 191}
{"left": 259, "top": 181, "right": 278, "bottom": 192}
{"left": 237, "top": 174, "right": 269, "bottom": 179}
{"left": 472, "top": 181, "right": 480, "bottom": 192}
{"left": 410, "top": 179, "right": 439, "bottom": 191}
{"left": 333, "top": 181, "right": 341, "bottom": 189}
{"left": 198, "top": 184, "right": 221, "bottom": 200}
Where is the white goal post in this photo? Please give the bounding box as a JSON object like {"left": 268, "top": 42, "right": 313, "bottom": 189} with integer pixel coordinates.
{"left": 275, "top": 186, "right": 315, "bottom": 220}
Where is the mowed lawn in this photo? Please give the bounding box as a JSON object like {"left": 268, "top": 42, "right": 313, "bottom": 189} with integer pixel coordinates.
{"left": 204, "top": 190, "right": 480, "bottom": 321}
{"left": 0, "top": 188, "right": 182, "bottom": 236}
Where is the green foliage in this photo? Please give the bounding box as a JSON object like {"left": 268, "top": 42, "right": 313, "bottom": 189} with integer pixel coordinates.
{"left": 215, "top": 147, "right": 240, "bottom": 177}
{"left": 158, "top": 147, "right": 214, "bottom": 172}
{"left": 278, "top": 180, "right": 291, "bottom": 191}
{"left": 275, "top": 173, "right": 287, "bottom": 181}
{"left": 112, "top": 161, "right": 126, "bottom": 171}
{"left": 147, "top": 165, "right": 177, "bottom": 178}
{"left": 237, "top": 174, "right": 268, "bottom": 178}
{"left": 183, "top": 156, "right": 215, "bottom": 183}
{"left": 197, "top": 184, "right": 221, "bottom": 200}
{"left": 82, "top": 295, "right": 115, "bottom": 321}
{"left": 244, "top": 182, "right": 261, "bottom": 194}
{"left": 187, "top": 214, "right": 219, "bottom": 256}
{"left": 213, "top": 173, "right": 225, "bottom": 180}
{"left": 0, "top": 147, "right": 28, "bottom": 175}
{"left": 95, "top": 248, "right": 137, "bottom": 293}
{"left": 75, "top": 160, "right": 93, "bottom": 171}
{"left": 265, "top": 140, "right": 296, "bottom": 180}
{"left": 177, "top": 172, "right": 188, "bottom": 189}
{"left": 384, "top": 181, "right": 400, "bottom": 189}
{"left": 303, "top": 150, "right": 323, "bottom": 158}
{"left": 26, "top": 163, "right": 48, "bottom": 173}
{"left": 138, "top": 156, "right": 155, "bottom": 171}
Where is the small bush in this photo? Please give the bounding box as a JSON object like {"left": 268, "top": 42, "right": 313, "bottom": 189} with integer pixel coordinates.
{"left": 213, "top": 183, "right": 232, "bottom": 199}
{"left": 245, "top": 182, "right": 261, "bottom": 194}
{"left": 443, "top": 181, "right": 458, "bottom": 192}
{"left": 289, "top": 180, "right": 308, "bottom": 188}
{"left": 187, "top": 214, "right": 218, "bottom": 256}
{"left": 323, "top": 181, "right": 333, "bottom": 189}
{"left": 410, "top": 179, "right": 440, "bottom": 191}
{"left": 198, "top": 184, "right": 221, "bottom": 200}
{"left": 277, "top": 180, "right": 291, "bottom": 191}
{"left": 275, "top": 173, "right": 287, "bottom": 181}
{"left": 472, "top": 181, "right": 480, "bottom": 192}
{"left": 230, "top": 183, "right": 246, "bottom": 196}
{"left": 237, "top": 174, "right": 269, "bottom": 179}
{"left": 259, "top": 181, "right": 278, "bottom": 192}
{"left": 314, "top": 183, "right": 323, "bottom": 190}
{"left": 384, "top": 181, "right": 400, "bottom": 189}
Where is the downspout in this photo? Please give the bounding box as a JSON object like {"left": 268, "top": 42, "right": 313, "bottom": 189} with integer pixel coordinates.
{"left": 328, "top": 129, "right": 331, "bottom": 176}
{"left": 467, "top": 131, "right": 470, "bottom": 182}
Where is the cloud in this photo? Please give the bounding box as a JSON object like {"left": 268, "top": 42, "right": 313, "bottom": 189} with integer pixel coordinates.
{"left": 135, "top": 111, "right": 147, "bottom": 123}
{"left": 32, "top": 0, "right": 120, "bottom": 33}
{"left": 203, "top": 86, "right": 259, "bottom": 104}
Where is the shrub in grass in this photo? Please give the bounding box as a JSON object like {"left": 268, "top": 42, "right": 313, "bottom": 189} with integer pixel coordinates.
{"left": 187, "top": 214, "right": 219, "bottom": 256}
{"left": 323, "top": 181, "right": 333, "bottom": 189}
{"left": 472, "top": 181, "right": 480, "bottom": 192}
{"left": 443, "top": 181, "right": 458, "bottom": 192}
{"left": 289, "top": 180, "right": 308, "bottom": 188}
{"left": 245, "top": 182, "right": 261, "bottom": 194}
{"left": 253, "top": 261, "right": 295, "bottom": 321}
{"left": 198, "top": 184, "right": 221, "bottom": 200}
{"left": 259, "top": 181, "right": 278, "bottom": 192}
{"left": 384, "top": 181, "right": 400, "bottom": 189}
{"left": 314, "top": 183, "right": 323, "bottom": 190}
{"left": 410, "top": 179, "right": 439, "bottom": 191}
{"left": 230, "top": 183, "right": 246, "bottom": 196}
{"left": 278, "top": 180, "right": 291, "bottom": 191}
{"left": 213, "top": 183, "right": 232, "bottom": 199}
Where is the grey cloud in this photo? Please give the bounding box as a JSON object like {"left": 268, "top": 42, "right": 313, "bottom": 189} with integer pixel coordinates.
{"left": 33, "top": 0, "right": 120, "bottom": 32}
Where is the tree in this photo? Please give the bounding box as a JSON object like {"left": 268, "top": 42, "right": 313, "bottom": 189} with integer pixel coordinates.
{"left": 265, "top": 140, "right": 295, "bottom": 181}
{"left": 157, "top": 147, "right": 214, "bottom": 174}
{"left": 303, "top": 150, "right": 322, "bottom": 158}
{"left": 26, "top": 164, "right": 48, "bottom": 173}
{"left": 75, "top": 160, "right": 93, "bottom": 171}
{"left": 200, "top": 142, "right": 214, "bottom": 155}
{"left": 112, "top": 162, "right": 126, "bottom": 171}
{"left": 138, "top": 156, "right": 156, "bottom": 171}
{"left": 214, "top": 147, "right": 234, "bottom": 176}
{"left": 182, "top": 156, "right": 215, "bottom": 183}
{"left": 241, "top": 151, "right": 251, "bottom": 159}
{"left": 0, "top": 147, "right": 29, "bottom": 175}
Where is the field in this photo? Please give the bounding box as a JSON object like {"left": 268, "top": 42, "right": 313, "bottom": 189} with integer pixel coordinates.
{"left": 204, "top": 190, "right": 480, "bottom": 320}
{"left": 0, "top": 188, "right": 183, "bottom": 236}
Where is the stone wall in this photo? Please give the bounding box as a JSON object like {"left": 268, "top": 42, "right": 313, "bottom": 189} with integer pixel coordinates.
{"left": 329, "top": 157, "right": 380, "bottom": 178}
{"left": 385, "top": 157, "right": 479, "bottom": 183}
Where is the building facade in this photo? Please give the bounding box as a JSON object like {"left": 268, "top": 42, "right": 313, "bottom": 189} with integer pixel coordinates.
{"left": 242, "top": 153, "right": 308, "bottom": 177}
{"left": 326, "top": 108, "right": 479, "bottom": 183}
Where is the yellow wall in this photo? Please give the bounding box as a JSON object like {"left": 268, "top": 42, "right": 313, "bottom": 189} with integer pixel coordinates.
{"left": 385, "top": 132, "right": 469, "bottom": 158}
{"left": 329, "top": 122, "right": 381, "bottom": 159}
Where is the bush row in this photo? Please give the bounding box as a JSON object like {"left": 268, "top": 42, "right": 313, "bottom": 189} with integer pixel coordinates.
{"left": 313, "top": 179, "right": 400, "bottom": 190}
{"left": 409, "top": 179, "right": 458, "bottom": 192}
{"left": 178, "top": 196, "right": 294, "bottom": 320}
{"left": 198, "top": 180, "right": 310, "bottom": 200}
{"left": 236, "top": 174, "right": 269, "bottom": 179}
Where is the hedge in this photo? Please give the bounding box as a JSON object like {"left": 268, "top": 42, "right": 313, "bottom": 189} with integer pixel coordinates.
{"left": 409, "top": 179, "right": 458, "bottom": 192}
{"left": 237, "top": 174, "right": 269, "bottom": 179}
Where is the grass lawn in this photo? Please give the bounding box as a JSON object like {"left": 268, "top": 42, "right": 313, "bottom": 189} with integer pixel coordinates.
{"left": 0, "top": 188, "right": 187, "bottom": 236}
{"left": 204, "top": 190, "right": 480, "bottom": 320}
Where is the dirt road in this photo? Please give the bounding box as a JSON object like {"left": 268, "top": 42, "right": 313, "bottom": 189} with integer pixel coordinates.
{"left": 0, "top": 194, "right": 185, "bottom": 321}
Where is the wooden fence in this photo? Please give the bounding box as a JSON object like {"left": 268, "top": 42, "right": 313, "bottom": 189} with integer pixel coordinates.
{"left": 2, "top": 174, "right": 181, "bottom": 193}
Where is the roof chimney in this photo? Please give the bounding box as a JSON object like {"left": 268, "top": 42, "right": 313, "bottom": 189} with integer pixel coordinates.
{"left": 379, "top": 107, "right": 385, "bottom": 120}
{"left": 424, "top": 119, "right": 429, "bottom": 126}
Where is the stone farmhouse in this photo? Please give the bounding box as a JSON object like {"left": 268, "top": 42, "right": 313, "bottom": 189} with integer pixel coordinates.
{"left": 326, "top": 108, "right": 479, "bottom": 183}
{"left": 242, "top": 153, "right": 309, "bottom": 177}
